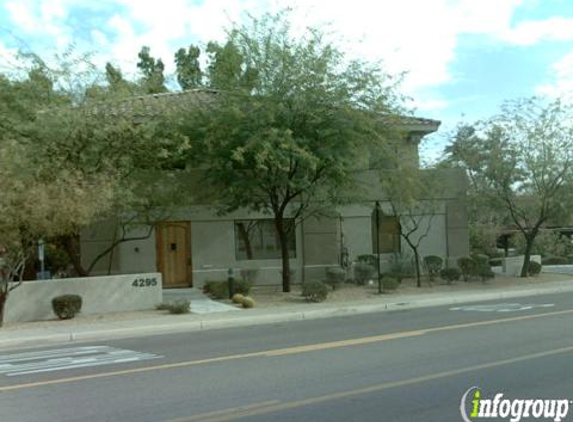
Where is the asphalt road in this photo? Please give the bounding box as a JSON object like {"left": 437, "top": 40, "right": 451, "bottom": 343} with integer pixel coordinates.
{"left": 1, "top": 291, "right": 573, "bottom": 422}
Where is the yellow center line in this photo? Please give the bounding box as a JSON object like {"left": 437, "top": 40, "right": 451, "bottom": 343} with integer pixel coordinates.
{"left": 1, "top": 308, "right": 572, "bottom": 392}
{"left": 170, "top": 345, "right": 573, "bottom": 422}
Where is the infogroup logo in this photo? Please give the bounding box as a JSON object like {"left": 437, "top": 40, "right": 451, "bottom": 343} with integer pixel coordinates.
{"left": 460, "top": 387, "right": 571, "bottom": 422}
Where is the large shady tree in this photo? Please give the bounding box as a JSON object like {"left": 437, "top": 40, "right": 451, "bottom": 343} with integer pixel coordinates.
{"left": 445, "top": 97, "right": 573, "bottom": 277}
{"left": 175, "top": 12, "right": 402, "bottom": 292}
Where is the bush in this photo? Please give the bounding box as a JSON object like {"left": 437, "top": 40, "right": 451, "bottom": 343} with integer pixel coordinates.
{"left": 382, "top": 276, "right": 399, "bottom": 291}
{"left": 423, "top": 255, "right": 443, "bottom": 281}
{"left": 389, "top": 254, "right": 415, "bottom": 282}
{"left": 301, "top": 281, "right": 328, "bottom": 303}
{"left": 457, "top": 257, "right": 475, "bottom": 282}
{"left": 203, "top": 280, "right": 229, "bottom": 299}
{"left": 354, "top": 263, "right": 374, "bottom": 285}
{"left": 52, "top": 294, "right": 82, "bottom": 320}
{"left": 440, "top": 268, "right": 461, "bottom": 284}
{"left": 240, "top": 268, "right": 259, "bottom": 284}
{"left": 528, "top": 261, "right": 542, "bottom": 276}
{"left": 478, "top": 268, "right": 495, "bottom": 282}
{"left": 357, "top": 254, "right": 377, "bottom": 267}
{"left": 167, "top": 300, "right": 190, "bottom": 314}
{"left": 240, "top": 296, "right": 255, "bottom": 308}
{"left": 325, "top": 267, "right": 345, "bottom": 290}
{"left": 542, "top": 256, "right": 568, "bottom": 266}
{"left": 489, "top": 258, "right": 503, "bottom": 267}
{"left": 473, "top": 254, "right": 494, "bottom": 282}
{"left": 155, "top": 300, "right": 191, "bottom": 314}
{"left": 204, "top": 279, "right": 252, "bottom": 299}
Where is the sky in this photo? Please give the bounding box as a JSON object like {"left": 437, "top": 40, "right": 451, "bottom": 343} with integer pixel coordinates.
{"left": 1, "top": 0, "right": 573, "bottom": 162}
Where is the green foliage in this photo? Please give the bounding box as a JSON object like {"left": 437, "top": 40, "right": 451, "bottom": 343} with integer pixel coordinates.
{"left": 489, "top": 258, "right": 503, "bottom": 267}
{"left": 473, "top": 254, "right": 494, "bottom": 282}
{"left": 357, "top": 255, "right": 377, "bottom": 267}
{"left": 175, "top": 12, "right": 401, "bottom": 293}
{"left": 165, "top": 300, "right": 191, "bottom": 314}
{"left": 513, "top": 230, "right": 573, "bottom": 258}
{"left": 423, "top": 255, "right": 443, "bottom": 281}
{"left": 325, "top": 266, "right": 345, "bottom": 290}
{"left": 388, "top": 254, "right": 415, "bottom": 283}
{"left": 440, "top": 268, "right": 461, "bottom": 284}
{"left": 301, "top": 281, "right": 328, "bottom": 303}
{"left": 354, "top": 263, "right": 374, "bottom": 285}
{"left": 470, "top": 225, "right": 501, "bottom": 257}
{"left": 240, "top": 268, "right": 259, "bottom": 284}
{"left": 382, "top": 276, "right": 399, "bottom": 291}
{"left": 175, "top": 45, "right": 202, "bottom": 89}
{"left": 528, "top": 261, "right": 542, "bottom": 276}
{"left": 51, "top": 294, "right": 82, "bottom": 320}
{"left": 445, "top": 98, "right": 573, "bottom": 277}
{"left": 203, "top": 279, "right": 251, "bottom": 299}
{"left": 137, "top": 46, "right": 166, "bottom": 93}
{"left": 457, "top": 257, "right": 475, "bottom": 282}
{"left": 542, "top": 256, "right": 568, "bottom": 265}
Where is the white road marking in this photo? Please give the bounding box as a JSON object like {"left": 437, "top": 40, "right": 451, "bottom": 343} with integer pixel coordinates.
{"left": 0, "top": 346, "right": 161, "bottom": 377}
{"left": 450, "top": 303, "right": 555, "bottom": 313}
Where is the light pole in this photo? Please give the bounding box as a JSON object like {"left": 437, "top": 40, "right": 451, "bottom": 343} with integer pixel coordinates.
{"left": 375, "top": 201, "right": 382, "bottom": 294}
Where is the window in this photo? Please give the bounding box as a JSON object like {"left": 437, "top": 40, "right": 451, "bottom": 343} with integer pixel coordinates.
{"left": 235, "top": 219, "right": 296, "bottom": 260}
{"left": 372, "top": 212, "right": 401, "bottom": 254}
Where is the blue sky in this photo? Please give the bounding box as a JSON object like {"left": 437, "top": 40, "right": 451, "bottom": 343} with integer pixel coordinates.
{"left": 1, "top": 0, "right": 573, "bottom": 162}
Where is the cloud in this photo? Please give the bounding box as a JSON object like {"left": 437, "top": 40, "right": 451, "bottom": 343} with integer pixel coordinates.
{"left": 535, "top": 50, "right": 573, "bottom": 101}
{"left": 500, "top": 17, "right": 573, "bottom": 45}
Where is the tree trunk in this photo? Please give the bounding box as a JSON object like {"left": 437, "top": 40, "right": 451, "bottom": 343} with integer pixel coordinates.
{"left": 61, "top": 235, "right": 88, "bottom": 277}
{"left": 413, "top": 249, "right": 421, "bottom": 288}
{"left": 520, "top": 233, "right": 535, "bottom": 278}
{"left": 0, "top": 291, "right": 6, "bottom": 328}
{"left": 275, "top": 216, "right": 291, "bottom": 293}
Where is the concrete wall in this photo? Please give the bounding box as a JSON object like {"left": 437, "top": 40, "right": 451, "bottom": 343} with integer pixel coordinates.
{"left": 4, "top": 273, "right": 162, "bottom": 323}
{"left": 501, "top": 255, "right": 542, "bottom": 276}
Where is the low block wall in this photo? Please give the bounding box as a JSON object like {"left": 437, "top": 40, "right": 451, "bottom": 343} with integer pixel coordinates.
{"left": 4, "top": 273, "right": 162, "bottom": 323}
{"left": 502, "top": 255, "right": 541, "bottom": 276}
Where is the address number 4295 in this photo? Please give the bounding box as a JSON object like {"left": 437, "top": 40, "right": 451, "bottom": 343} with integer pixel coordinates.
{"left": 132, "top": 278, "right": 158, "bottom": 287}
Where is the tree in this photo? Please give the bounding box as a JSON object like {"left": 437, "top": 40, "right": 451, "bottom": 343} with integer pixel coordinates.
{"left": 175, "top": 45, "right": 202, "bottom": 89}
{"left": 137, "top": 46, "right": 167, "bottom": 94}
{"left": 380, "top": 168, "right": 437, "bottom": 288}
{"left": 444, "top": 98, "right": 573, "bottom": 277}
{"left": 175, "top": 12, "right": 401, "bottom": 292}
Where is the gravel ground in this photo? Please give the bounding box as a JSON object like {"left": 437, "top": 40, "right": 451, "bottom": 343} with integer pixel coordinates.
{"left": 247, "top": 272, "right": 573, "bottom": 308}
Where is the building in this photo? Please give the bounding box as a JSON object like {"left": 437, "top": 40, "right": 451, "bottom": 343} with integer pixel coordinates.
{"left": 80, "top": 90, "right": 469, "bottom": 288}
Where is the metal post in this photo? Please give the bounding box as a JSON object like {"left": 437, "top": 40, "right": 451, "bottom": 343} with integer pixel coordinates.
{"left": 228, "top": 267, "right": 235, "bottom": 299}
{"left": 38, "top": 239, "right": 45, "bottom": 280}
{"left": 375, "top": 201, "right": 382, "bottom": 294}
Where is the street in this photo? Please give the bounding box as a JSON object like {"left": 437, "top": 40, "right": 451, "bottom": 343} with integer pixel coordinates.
{"left": 1, "top": 291, "right": 572, "bottom": 422}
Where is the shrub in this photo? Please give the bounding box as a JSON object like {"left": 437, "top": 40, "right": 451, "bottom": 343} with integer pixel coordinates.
{"left": 389, "top": 254, "right": 415, "bottom": 282}
{"left": 167, "top": 300, "right": 190, "bottom": 314}
{"left": 457, "top": 257, "right": 475, "bottom": 282}
{"left": 240, "top": 296, "right": 255, "bottom": 308}
{"left": 382, "top": 276, "right": 399, "bottom": 291}
{"left": 473, "top": 254, "right": 494, "bottom": 283}
{"left": 423, "top": 255, "right": 443, "bottom": 281}
{"left": 325, "top": 266, "right": 345, "bottom": 290}
{"left": 542, "top": 256, "right": 568, "bottom": 266}
{"left": 528, "top": 261, "right": 542, "bottom": 276}
{"left": 232, "top": 293, "right": 245, "bottom": 304}
{"left": 489, "top": 258, "right": 503, "bottom": 267}
{"left": 440, "top": 268, "right": 461, "bottom": 284}
{"left": 357, "top": 254, "right": 377, "bottom": 267}
{"left": 204, "top": 279, "right": 252, "bottom": 299}
{"left": 240, "top": 268, "right": 259, "bottom": 284}
{"left": 354, "top": 263, "right": 374, "bottom": 285}
{"left": 478, "top": 268, "right": 495, "bottom": 282}
{"left": 51, "top": 294, "right": 82, "bottom": 320}
{"left": 301, "top": 281, "right": 328, "bottom": 303}
{"left": 203, "top": 280, "right": 229, "bottom": 299}
{"left": 156, "top": 300, "right": 191, "bottom": 314}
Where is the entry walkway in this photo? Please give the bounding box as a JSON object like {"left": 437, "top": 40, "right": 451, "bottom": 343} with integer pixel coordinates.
{"left": 162, "top": 288, "right": 239, "bottom": 314}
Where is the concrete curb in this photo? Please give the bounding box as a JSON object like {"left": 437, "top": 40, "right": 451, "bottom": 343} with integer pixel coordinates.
{"left": 2, "top": 282, "right": 573, "bottom": 350}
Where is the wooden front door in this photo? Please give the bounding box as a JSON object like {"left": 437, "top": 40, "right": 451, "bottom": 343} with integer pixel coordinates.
{"left": 156, "top": 221, "right": 192, "bottom": 288}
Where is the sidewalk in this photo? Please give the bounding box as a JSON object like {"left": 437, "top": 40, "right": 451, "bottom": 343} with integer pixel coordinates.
{"left": 2, "top": 278, "right": 573, "bottom": 350}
